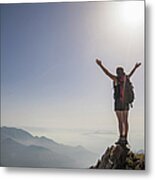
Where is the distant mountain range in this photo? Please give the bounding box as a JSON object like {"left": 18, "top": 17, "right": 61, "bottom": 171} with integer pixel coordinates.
{"left": 0, "top": 126, "right": 97, "bottom": 168}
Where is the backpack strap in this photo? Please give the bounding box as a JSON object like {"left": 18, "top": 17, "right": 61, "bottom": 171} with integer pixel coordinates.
{"left": 123, "top": 75, "right": 126, "bottom": 91}
{"left": 122, "top": 75, "right": 126, "bottom": 103}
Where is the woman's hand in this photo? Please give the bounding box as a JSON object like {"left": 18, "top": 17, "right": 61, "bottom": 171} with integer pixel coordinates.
{"left": 135, "top": 62, "right": 142, "bottom": 69}
{"left": 96, "top": 59, "right": 102, "bottom": 66}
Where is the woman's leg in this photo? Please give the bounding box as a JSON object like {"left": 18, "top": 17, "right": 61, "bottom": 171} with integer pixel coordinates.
{"left": 123, "top": 110, "right": 129, "bottom": 139}
{"left": 115, "top": 111, "right": 124, "bottom": 137}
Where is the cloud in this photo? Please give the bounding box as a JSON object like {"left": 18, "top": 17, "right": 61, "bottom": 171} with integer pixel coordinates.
{"left": 83, "top": 129, "right": 116, "bottom": 136}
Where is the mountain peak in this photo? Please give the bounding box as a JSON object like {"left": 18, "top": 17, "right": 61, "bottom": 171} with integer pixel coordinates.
{"left": 1, "top": 126, "right": 33, "bottom": 139}
{"left": 90, "top": 144, "right": 145, "bottom": 170}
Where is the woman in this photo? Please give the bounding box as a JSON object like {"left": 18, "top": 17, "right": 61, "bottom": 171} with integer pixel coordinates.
{"left": 96, "top": 59, "right": 141, "bottom": 145}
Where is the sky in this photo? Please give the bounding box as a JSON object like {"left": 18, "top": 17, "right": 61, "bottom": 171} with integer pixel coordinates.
{"left": 1, "top": 1, "right": 144, "bottom": 153}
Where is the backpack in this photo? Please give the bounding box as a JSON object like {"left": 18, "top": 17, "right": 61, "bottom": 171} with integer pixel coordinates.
{"left": 113, "top": 76, "right": 135, "bottom": 107}
{"left": 124, "top": 77, "right": 135, "bottom": 107}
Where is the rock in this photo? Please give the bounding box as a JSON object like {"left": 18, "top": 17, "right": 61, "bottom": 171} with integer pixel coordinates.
{"left": 90, "top": 144, "right": 145, "bottom": 170}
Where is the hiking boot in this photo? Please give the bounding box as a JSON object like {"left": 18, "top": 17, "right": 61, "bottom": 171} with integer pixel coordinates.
{"left": 115, "top": 136, "right": 129, "bottom": 145}
{"left": 115, "top": 137, "right": 123, "bottom": 145}
{"left": 120, "top": 137, "right": 129, "bottom": 145}
{"left": 124, "top": 139, "right": 129, "bottom": 145}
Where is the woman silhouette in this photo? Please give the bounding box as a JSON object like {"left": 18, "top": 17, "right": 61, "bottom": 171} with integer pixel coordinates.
{"left": 96, "top": 59, "right": 141, "bottom": 145}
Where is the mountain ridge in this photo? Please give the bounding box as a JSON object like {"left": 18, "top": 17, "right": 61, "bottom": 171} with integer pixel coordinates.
{"left": 0, "top": 126, "right": 97, "bottom": 168}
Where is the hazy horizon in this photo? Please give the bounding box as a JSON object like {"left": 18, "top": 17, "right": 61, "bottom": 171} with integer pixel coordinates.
{"left": 1, "top": 125, "right": 144, "bottom": 155}
{"left": 1, "top": 1, "right": 145, "bottom": 154}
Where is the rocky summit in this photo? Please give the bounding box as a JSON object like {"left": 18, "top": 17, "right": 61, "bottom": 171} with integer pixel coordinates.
{"left": 90, "top": 144, "right": 145, "bottom": 170}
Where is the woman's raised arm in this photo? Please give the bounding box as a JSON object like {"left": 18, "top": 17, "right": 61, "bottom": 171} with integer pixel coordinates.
{"left": 96, "top": 59, "right": 116, "bottom": 81}
{"left": 128, "top": 62, "right": 142, "bottom": 78}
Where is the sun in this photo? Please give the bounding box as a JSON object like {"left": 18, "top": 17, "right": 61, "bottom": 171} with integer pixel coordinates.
{"left": 120, "top": 1, "right": 144, "bottom": 26}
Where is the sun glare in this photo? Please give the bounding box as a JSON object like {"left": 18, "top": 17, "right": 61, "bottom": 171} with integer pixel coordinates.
{"left": 120, "top": 1, "right": 144, "bottom": 25}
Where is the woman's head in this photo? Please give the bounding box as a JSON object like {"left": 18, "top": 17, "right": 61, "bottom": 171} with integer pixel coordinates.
{"left": 116, "top": 67, "right": 125, "bottom": 77}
